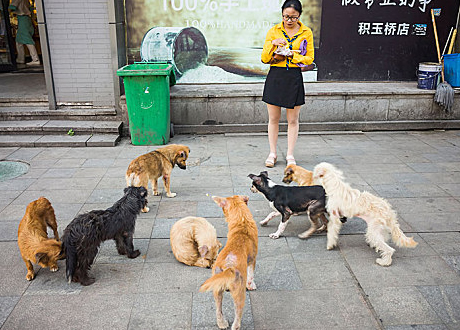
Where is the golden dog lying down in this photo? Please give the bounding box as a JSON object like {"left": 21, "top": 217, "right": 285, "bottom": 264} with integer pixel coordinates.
{"left": 170, "top": 216, "right": 221, "bottom": 268}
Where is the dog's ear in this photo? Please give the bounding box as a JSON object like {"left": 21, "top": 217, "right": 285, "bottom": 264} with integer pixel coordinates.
{"left": 198, "top": 245, "right": 209, "bottom": 257}
{"left": 285, "top": 167, "right": 293, "bottom": 175}
{"left": 251, "top": 176, "right": 262, "bottom": 185}
{"left": 248, "top": 174, "right": 256, "bottom": 180}
{"left": 260, "top": 171, "right": 268, "bottom": 177}
{"left": 212, "top": 196, "right": 227, "bottom": 208}
{"left": 139, "top": 187, "right": 148, "bottom": 197}
{"left": 315, "top": 168, "right": 325, "bottom": 178}
{"left": 240, "top": 195, "right": 249, "bottom": 204}
{"left": 35, "top": 252, "right": 49, "bottom": 264}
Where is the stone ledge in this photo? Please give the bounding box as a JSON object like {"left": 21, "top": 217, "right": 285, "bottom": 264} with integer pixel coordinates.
{"left": 0, "top": 134, "right": 120, "bottom": 147}
{"left": 170, "top": 82, "right": 458, "bottom": 98}
{"left": 119, "top": 82, "right": 460, "bottom": 132}
{"left": 174, "top": 120, "right": 460, "bottom": 134}
{"left": 0, "top": 120, "right": 122, "bottom": 134}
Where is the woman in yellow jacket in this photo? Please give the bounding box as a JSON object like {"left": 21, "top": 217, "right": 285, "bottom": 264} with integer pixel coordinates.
{"left": 261, "top": 0, "right": 314, "bottom": 167}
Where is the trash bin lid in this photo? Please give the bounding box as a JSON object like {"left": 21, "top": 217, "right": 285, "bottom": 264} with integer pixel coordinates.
{"left": 117, "top": 63, "right": 175, "bottom": 76}
{"left": 117, "top": 63, "right": 176, "bottom": 85}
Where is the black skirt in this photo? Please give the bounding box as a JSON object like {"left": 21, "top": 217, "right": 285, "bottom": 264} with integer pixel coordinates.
{"left": 262, "top": 66, "right": 305, "bottom": 108}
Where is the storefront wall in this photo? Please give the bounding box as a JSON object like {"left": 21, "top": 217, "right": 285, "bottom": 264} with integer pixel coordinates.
{"left": 36, "top": 0, "right": 458, "bottom": 109}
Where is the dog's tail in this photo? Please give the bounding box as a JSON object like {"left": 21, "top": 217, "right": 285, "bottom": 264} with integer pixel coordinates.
{"left": 199, "top": 268, "right": 236, "bottom": 293}
{"left": 125, "top": 172, "right": 141, "bottom": 187}
{"left": 389, "top": 214, "right": 418, "bottom": 248}
{"left": 62, "top": 236, "right": 77, "bottom": 283}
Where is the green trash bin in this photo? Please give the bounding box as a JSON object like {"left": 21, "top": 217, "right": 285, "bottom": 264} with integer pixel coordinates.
{"left": 117, "top": 63, "right": 176, "bottom": 145}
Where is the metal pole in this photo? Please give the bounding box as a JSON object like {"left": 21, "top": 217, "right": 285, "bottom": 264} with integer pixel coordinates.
{"left": 35, "top": 0, "right": 56, "bottom": 110}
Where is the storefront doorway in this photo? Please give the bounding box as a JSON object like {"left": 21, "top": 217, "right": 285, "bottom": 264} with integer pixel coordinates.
{"left": 0, "top": 0, "right": 46, "bottom": 100}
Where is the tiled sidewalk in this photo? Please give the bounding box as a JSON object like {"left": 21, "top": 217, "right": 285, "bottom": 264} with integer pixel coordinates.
{"left": 0, "top": 131, "right": 459, "bottom": 329}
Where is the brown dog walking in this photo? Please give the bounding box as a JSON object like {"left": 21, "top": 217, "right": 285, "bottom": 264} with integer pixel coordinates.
{"left": 18, "top": 197, "right": 62, "bottom": 281}
{"left": 200, "top": 195, "right": 258, "bottom": 330}
{"left": 126, "top": 144, "right": 190, "bottom": 212}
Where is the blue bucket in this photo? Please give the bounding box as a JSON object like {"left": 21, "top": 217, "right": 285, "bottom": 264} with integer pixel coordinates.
{"left": 444, "top": 53, "right": 460, "bottom": 87}
{"left": 417, "top": 62, "right": 441, "bottom": 90}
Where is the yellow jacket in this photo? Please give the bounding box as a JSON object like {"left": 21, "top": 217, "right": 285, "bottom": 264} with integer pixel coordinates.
{"left": 261, "top": 21, "right": 314, "bottom": 68}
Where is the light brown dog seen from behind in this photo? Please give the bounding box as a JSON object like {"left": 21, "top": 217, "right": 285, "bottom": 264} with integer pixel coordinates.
{"left": 126, "top": 144, "right": 190, "bottom": 212}
{"left": 200, "top": 195, "right": 258, "bottom": 330}
{"left": 170, "top": 216, "right": 222, "bottom": 268}
{"left": 282, "top": 164, "right": 314, "bottom": 186}
{"left": 17, "top": 197, "right": 62, "bottom": 281}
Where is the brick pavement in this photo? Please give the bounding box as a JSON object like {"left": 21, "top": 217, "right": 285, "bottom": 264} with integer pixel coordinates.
{"left": 0, "top": 131, "right": 459, "bottom": 329}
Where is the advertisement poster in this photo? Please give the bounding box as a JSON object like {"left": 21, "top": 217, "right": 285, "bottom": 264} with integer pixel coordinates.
{"left": 125, "top": 0, "right": 322, "bottom": 83}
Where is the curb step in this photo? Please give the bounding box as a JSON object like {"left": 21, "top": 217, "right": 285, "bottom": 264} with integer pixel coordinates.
{"left": 0, "top": 107, "right": 118, "bottom": 121}
{"left": 0, "top": 104, "right": 122, "bottom": 147}
{"left": 0, "top": 134, "right": 120, "bottom": 147}
{"left": 0, "top": 120, "right": 122, "bottom": 135}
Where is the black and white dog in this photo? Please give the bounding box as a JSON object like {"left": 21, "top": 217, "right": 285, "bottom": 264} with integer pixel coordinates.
{"left": 62, "top": 186, "right": 148, "bottom": 286}
{"left": 248, "top": 171, "right": 329, "bottom": 239}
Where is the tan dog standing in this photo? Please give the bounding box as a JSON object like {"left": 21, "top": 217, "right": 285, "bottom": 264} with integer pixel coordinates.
{"left": 170, "top": 216, "right": 222, "bottom": 268}
{"left": 126, "top": 144, "right": 190, "bottom": 212}
{"left": 200, "top": 195, "right": 258, "bottom": 330}
{"left": 18, "top": 197, "right": 62, "bottom": 281}
{"left": 282, "top": 164, "right": 314, "bottom": 186}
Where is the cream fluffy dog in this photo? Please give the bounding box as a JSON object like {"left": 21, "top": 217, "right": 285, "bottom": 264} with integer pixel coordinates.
{"left": 170, "top": 216, "right": 222, "bottom": 268}
{"left": 313, "top": 162, "right": 417, "bottom": 266}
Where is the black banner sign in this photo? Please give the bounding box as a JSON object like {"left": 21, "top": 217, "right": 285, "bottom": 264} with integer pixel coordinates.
{"left": 317, "top": 0, "right": 458, "bottom": 81}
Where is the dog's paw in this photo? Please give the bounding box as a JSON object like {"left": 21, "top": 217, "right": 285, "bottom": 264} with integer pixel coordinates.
{"left": 246, "top": 281, "right": 257, "bottom": 291}
{"left": 153, "top": 191, "right": 161, "bottom": 196}
{"left": 326, "top": 244, "right": 336, "bottom": 250}
{"left": 80, "top": 277, "right": 96, "bottom": 286}
{"left": 298, "top": 231, "right": 311, "bottom": 239}
{"left": 128, "top": 250, "right": 141, "bottom": 259}
{"left": 269, "top": 233, "right": 280, "bottom": 239}
{"left": 259, "top": 220, "right": 268, "bottom": 226}
{"left": 26, "top": 272, "right": 35, "bottom": 281}
{"left": 50, "top": 265, "right": 59, "bottom": 272}
{"left": 217, "top": 317, "right": 229, "bottom": 329}
{"left": 141, "top": 206, "right": 150, "bottom": 213}
{"left": 166, "top": 192, "right": 177, "bottom": 198}
{"left": 376, "top": 257, "right": 392, "bottom": 267}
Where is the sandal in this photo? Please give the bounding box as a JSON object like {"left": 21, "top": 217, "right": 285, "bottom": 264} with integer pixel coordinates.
{"left": 286, "top": 155, "right": 296, "bottom": 166}
{"left": 265, "top": 153, "right": 277, "bottom": 168}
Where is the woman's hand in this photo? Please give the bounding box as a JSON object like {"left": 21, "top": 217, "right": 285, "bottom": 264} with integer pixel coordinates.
{"left": 272, "top": 53, "right": 286, "bottom": 62}
{"left": 271, "top": 38, "right": 286, "bottom": 47}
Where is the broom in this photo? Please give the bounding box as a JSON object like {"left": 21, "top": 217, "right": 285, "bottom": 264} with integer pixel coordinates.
{"left": 432, "top": 9, "right": 455, "bottom": 112}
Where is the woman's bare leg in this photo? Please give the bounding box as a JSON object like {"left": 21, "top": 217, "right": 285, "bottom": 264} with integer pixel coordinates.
{"left": 267, "top": 103, "right": 282, "bottom": 155}
{"left": 286, "top": 105, "right": 301, "bottom": 158}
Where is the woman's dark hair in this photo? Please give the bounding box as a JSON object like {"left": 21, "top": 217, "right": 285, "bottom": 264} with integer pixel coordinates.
{"left": 282, "top": 0, "right": 302, "bottom": 15}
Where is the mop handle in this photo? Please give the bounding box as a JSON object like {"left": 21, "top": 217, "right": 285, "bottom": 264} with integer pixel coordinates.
{"left": 431, "top": 9, "right": 441, "bottom": 63}
{"left": 448, "top": 29, "right": 457, "bottom": 54}
{"left": 443, "top": 27, "right": 453, "bottom": 56}
{"left": 449, "top": 3, "right": 460, "bottom": 54}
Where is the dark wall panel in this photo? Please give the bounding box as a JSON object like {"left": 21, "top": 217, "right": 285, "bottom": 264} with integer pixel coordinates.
{"left": 317, "top": 1, "right": 458, "bottom": 81}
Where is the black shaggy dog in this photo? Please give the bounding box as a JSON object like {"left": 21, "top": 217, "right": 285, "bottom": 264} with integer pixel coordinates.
{"left": 62, "top": 186, "right": 148, "bottom": 286}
